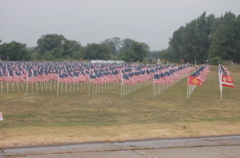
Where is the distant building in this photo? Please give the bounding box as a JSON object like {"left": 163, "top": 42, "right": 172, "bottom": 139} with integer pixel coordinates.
{"left": 90, "top": 60, "right": 125, "bottom": 64}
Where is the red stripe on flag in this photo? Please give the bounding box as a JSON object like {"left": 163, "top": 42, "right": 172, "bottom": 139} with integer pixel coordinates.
{"left": 222, "top": 83, "right": 235, "bottom": 88}
{"left": 222, "top": 75, "right": 234, "bottom": 88}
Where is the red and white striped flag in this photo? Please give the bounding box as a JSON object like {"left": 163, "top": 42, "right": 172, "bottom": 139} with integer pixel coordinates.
{"left": 222, "top": 75, "right": 235, "bottom": 88}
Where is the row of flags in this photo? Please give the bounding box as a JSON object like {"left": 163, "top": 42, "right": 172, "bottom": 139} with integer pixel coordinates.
{"left": 219, "top": 65, "right": 235, "bottom": 88}
{"left": 187, "top": 64, "right": 235, "bottom": 100}
{"left": 187, "top": 64, "right": 235, "bottom": 88}
{"left": 153, "top": 65, "right": 194, "bottom": 85}
{"left": 1, "top": 62, "right": 235, "bottom": 99}
{"left": 0, "top": 61, "right": 194, "bottom": 86}
{"left": 187, "top": 65, "right": 210, "bottom": 99}
{"left": 188, "top": 65, "right": 210, "bottom": 86}
{"left": 219, "top": 64, "right": 235, "bottom": 99}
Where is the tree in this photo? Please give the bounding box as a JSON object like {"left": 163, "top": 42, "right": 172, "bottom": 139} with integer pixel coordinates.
{"left": 36, "top": 34, "right": 82, "bottom": 60}
{"left": 51, "top": 47, "right": 62, "bottom": 59}
{"left": 118, "top": 41, "right": 149, "bottom": 62}
{"left": 62, "top": 40, "right": 81, "bottom": 59}
{"left": 168, "top": 12, "right": 215, "bottom": 63}
{"left": 104, "top": 37, "right": 123, "bottom": 56}
{"left": 168, "top": 12, "right": 240, "bottom": 63}
{"left": 37, "top": 34, "right": 66, "bottom": 56}
{"left": 208, "top": 12, "right": 240, "bottom": 62}
{"left": 168, "top": 26, "right": 185, "bottom": 62}
{"left": 131, "top": 41, "right": 149, "bottom": 62}
{"left": 118, "top": 49, "right": 137, "bottom": 62}
{"left": 42, "top": 51, "right": 55, "bottom": 61}
{"left": 82, "top": 43, "right": 111, "bottom": 60}
{"left": 0, "top": 41, "right": 30, "bottom": 61}
{"left": 118, "top": 38, "right": 135, "bottom": 53}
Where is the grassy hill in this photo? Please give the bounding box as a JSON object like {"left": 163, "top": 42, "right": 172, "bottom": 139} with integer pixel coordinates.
{"left": 0, "top": 65, "right": 240, "bottom": 148}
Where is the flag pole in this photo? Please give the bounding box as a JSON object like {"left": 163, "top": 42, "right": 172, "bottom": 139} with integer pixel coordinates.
{"left": 26, "top": 72, "right": 28, "bottom": 95}
{"left": 7, "top": 81, "right": 9, "bottom": 93}
{"left": 121, "top": 73, "right": 123, "bottom": 98}
{"left": 187, "top": 75, "right": 189, "bottom": 99}
{"left": 65, "top": 83, "right": 67, "bottom": 94}
{"left": 61, "top": 82, "right": 63, "bottom": 94}
{"left": 218, "top": 64, "right": 223, "bottom": 99}
{"left": 57, "top": 73, "right": 59, "bottom": 96}
{"left": 12, "top": 81, "right": 14, "bottom": 93}
{"left": 153, "top": 75, "right": 155, "bottom": 99}
{"left": 1, "top": 81, "right": 2, "bottom": 94}
{"left": 36, "top": 81, "right": 38, "bottom": 93}
{"left": 88, "top": 76, "right": 90, "bottom": 97}
{"left": 31, "top": 83, "right": 33, "bottom": 94}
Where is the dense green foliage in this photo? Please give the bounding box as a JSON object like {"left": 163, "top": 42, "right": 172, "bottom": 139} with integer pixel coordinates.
{"left": 35, "top": 34, "right": 82, "bottom": 61}
{"left": 0, "top": 12, "right": 240, "bottom": 63}
{"left": 117, "top": 41, "right": 150, "bottom": 62}
{"left": 82, "top": 43, "right": 111, "bottom": 60}
{"left": 0, "top": 41, "right": 30, "bottom": 61}
{"left": 166, "top": 12, "right": 240, "bottom": 64}
{"left": 208, "top": 12, "right": 240, "bottom": 62}
{"left": 210, "top": 57, "right": 224, "bottom": 65}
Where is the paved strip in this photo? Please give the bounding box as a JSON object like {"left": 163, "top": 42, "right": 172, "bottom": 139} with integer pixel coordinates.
{"left": 1, "top": 136, "right": 240, "bottom": 158}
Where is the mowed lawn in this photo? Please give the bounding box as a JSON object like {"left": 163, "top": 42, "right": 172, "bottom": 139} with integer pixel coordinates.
{"left": 0, "top": 65, "right": 240, "bottom": 147}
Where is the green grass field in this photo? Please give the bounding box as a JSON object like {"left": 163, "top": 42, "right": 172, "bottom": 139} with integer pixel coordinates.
{"left": 0, "top": 65, "right": 240, "bottom": 147}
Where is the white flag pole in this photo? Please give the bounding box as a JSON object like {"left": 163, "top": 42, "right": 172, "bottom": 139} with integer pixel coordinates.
{"left": 153, "top": 76, "right": 155, "bottom": 99}
{"left": 1, "top": 81, "right": 2, "bottom": 94}
{"left": 187, "top": 75, "right": 189, "bottom": 99}
{"left": 218, "top": 64, "right": 223, "bottom": 99}
{"left": 57, "top": 72, "right": 59, "bottom": 96}
{"left": 88, "top": 74, "right": 90, "bottom": 97}
{"left": 0, "top": 112, "right": 3, "bottom": 121}
{"left": 121, "top": 73, "right": 123, "bottom": 98}
{"left": 26, "top": 72, "right": 29, "bottom": 95}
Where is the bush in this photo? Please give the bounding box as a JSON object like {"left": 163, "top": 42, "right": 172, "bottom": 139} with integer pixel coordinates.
{"left": 210, "top": 57, "right": 224, "bottom": 65}
{"left": 42, "top": 52, "right": 55, "bottom": 61}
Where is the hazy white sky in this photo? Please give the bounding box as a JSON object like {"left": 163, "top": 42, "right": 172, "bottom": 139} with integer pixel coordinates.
{"left": 1, "top": 0, "right": 240, "bottom": 51}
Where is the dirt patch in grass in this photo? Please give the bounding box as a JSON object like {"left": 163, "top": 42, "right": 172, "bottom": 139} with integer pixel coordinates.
{"left": 1, "top": 121, "right": 240, "bottom": 148}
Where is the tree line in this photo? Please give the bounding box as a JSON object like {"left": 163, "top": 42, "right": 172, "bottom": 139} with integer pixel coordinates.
{"left": 0, "top": 11, "right": 239, "bottom": 64}
{"left": 154, "top": 11, "right": 240, "bottom": 64}
{"left": 0, "top": 35, "right": 150, "bottom": 62}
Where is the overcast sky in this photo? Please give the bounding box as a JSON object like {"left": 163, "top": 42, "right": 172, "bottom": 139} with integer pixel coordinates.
{"left": 1, "top": 0, "right": 240, "bottom": 51}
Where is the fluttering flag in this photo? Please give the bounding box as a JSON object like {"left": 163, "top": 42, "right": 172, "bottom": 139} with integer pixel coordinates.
{"left": 187, "top": 65, "right": 210, "bottom": 99}
{"left": 218, "top": 64, "right": 235, "bottom": 99}
{"left": 188, "top": 75, "right": 202, "bottom": 86}
{"left": 222, "top": 75, "right": 234, "bottom": 88}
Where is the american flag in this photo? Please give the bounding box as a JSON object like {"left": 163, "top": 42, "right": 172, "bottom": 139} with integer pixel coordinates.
{"left": 0, "top": 61, "right": 195, "bottom": 86}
